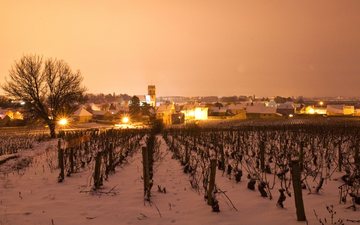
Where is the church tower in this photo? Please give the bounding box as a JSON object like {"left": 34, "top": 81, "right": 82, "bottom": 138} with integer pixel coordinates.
{"left": 148, "top": 85, "right": 156, "bottom": 107}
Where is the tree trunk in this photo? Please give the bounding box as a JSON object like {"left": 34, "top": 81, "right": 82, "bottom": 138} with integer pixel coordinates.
{"left": 48, "top": 120, "right": 56, "bottom": 138}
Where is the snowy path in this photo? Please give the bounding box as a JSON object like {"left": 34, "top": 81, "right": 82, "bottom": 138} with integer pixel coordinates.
{"left": 139, "top": 137, "right": 212, "bottom": 225}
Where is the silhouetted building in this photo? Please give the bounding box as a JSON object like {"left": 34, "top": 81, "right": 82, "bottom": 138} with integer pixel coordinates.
{"left": 73, "top": 107, "right": 93, "bottom": 123}
{"left": 148, "top": 85, "right": 156, "bottom": 107}
{"left": 156, "top": 103, "right": 175, "bottom": 125}
{"left": 277, "top": 102, "right": 295, "bottom": 116}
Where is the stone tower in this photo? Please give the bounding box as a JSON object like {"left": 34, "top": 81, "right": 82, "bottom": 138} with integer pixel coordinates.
{"left": 148, "top": 85, "right": 156, "bottom": 107}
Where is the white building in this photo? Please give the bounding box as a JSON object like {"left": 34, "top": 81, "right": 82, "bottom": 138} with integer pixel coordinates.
{"left": 326, "top": 105, "right": 354, "bottom": 116}
{"left": 246, "top": 104, "right": 280, "bottom": 118}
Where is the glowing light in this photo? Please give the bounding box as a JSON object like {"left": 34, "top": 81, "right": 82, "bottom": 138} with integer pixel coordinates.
{"left": 289, "top": 114, "right": 294, "bottom": 118}
{"left": 58, "top": 118, "right": 68, "bottom": 126}
{"left": 319, "top": 101, "right": 324, "bottom": 106}
{"left": 181, "top": 107, "right": 208, "bottom": 121}
{"left": 122, "top": 116, "right": 130, "bottom": 124}
{"left": 308, "top": 108, "right": 315, "bottom": 114}
{"left": 194, "top": 107, "right": 208, "bottom": 120}
{"left": 5, "top": 111, "right": 24, "bottom": 120}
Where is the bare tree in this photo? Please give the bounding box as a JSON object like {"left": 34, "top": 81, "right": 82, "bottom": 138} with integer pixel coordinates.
{"left": 1, "top": 55, "right": 86, "bottom": 138}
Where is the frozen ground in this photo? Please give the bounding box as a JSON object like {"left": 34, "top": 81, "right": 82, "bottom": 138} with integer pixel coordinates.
{"left": 0, "top": 137, "right": 359, "bottom": 225}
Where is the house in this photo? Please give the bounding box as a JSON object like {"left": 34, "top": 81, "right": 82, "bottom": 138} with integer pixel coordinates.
{"left": 134, "top": 94, "right": 155, "bottom": 106}
{"left": 300, "top": 106, "right": 326, "bottom": 115}
{"left": 181, "top": 104, "right": 208, "bottom": 121}
{"left": 277, "top": 102, "right": 295, "bottom": 116}
{"left": 89, "top": 103, "right": 102, "bottom": 111}
{"left": 225, "top": 103, "right": 247, "bottom": 119}
{"left": 246, "top": 104, "right": 281, "bottom": 118}
{"left": 73, "top": 108, "right": 93, "bottom": 123}
{"left": 327, "top": 105, "right": 354, "bottom": 116}
{"left": 226, "top": 103, "right": 246, "bottom": 115}
{"left": 265, "top": 100, "right": 277, "bottom": 108}
{"left": 354, "top": 109, "right": 360, "bottom": 117}
{"left": 92, "top": 110, "right": 113, "bottom": 120}
{"left": 0, "top": 108, "right": 6, "bottom": 119}
{"left": 171, "top": 113, "right": 185, "bottom": 124}
{"left": 209, "top": 106, "right": 227, "bottom": 116}
{"left": 156, "top": 103, "right": 175, "bottom": 125}
{"left": 135, "top": 95, "right": 147, "bottom": 106}
{"left": 0, "top": 115, "right": 11, "bottom": 126}
{"left": 0, "top": 109, "right": 24, "bottom": 120}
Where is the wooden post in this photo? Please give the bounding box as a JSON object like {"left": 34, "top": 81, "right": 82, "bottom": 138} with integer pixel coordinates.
{"left": 338, "top": 144, "right": 342, "bottom": 172}
{"left": 291, "top": 160, "right": 306, "bottom": 221}
{"left": 299, "top": 142, "right": 304, "bottom": 172}
{"left": 147, "top": 140, "right": 154, "bottom": 183}
{"left": 109, "top": 143, "right": 115, "bottom": 172}
{"left": 84, "top": 141, "right": 89, "bottom": 155}
{"left": 219, "top": 145, "right": 225, "bottom": 171}
{"left": 193, "top": 134, "right": 197, "bottom": 150}
{"left": 355, "top": 143, "right": 360, "bottom": 172}
{"left": 69, "top": 148, "right": 75, "bottom": 174}
{"left": 259, "top": 140, "right": 265, "bottom": 172}
{"left": 183, "top": 141, "right": 189, "bottom": 165}
{"left": 93, "top": 151, "right": 102, "bottom": 189}
{"left": 171, "top": 136, "right": 175, "bottom": 150}
{"left": 184, "top": 146, "right": 190, "bottom": 166}
{"left": 207, "top": 159, "right": 217, "bottom": 205}
{"left": 142, "top": 146, "right": 150, "bottom": 200}
{"left": 58, "top": 139, "right": 65, "bottom": 182}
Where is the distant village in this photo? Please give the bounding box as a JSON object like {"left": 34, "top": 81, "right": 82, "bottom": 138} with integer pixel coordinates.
{"left": 1, "top": 85, "right": 360, "bottom": 128}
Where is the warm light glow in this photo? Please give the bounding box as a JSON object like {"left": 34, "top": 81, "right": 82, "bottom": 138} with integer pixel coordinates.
{"left": 114, "top": 123, "right": 143, "bottom": 129}
{"left": 194, "top": 107, "right": 208, "bottom": 120}
{"left": 304, "top": 106, "right": 326, "bottom": 115}
{"left": 122, "top": 116, "right": 130, "bottom": 124}
{"left": 289, "top": 114, "right": 294, "bottom": 118}
{"left": 319, "top": 101, "right": 324, "bottom": 106}
{"left": 308, "top": 108, "right": 315, "bottom": 114}
{"left": 58, "top": 118, "right": 68, "bottom": 126}
{"left": 5, "top": 110, "right": 24, "bottom": 120}
{"left": 181, "top": 107, "right": 208, "bottom": 121}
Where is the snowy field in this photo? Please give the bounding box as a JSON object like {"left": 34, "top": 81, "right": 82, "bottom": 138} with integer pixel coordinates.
{"left": 0, "top": 134, "right": 359, "bottom": 225}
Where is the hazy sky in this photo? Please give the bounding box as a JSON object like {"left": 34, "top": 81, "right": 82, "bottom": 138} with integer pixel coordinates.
{"left": 1, "top": 0, "right": 360, "bottom": 97}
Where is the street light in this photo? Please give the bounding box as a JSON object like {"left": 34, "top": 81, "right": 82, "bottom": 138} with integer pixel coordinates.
{"left": 122, "top": 116, "right": 129, "bottom": 124}
{"left": 58, "top": 118, "right": 69, "bottom": 126}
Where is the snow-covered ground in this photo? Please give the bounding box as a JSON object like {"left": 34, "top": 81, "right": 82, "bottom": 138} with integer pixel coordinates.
{"left": 0, "top": 137, "right": 358, "bottom": 225}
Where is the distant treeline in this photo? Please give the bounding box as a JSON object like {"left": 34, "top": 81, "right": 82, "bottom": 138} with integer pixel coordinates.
{"left": 0, "top": 96, "right": 23, "bottom": 108}
{"left": 85, "top": 93, "right": 132, "bottom": 104}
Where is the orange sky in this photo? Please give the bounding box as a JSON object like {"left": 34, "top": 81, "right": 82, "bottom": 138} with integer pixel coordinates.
{"left": 1, "top": 0, "right": 360, "bottom": 97}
